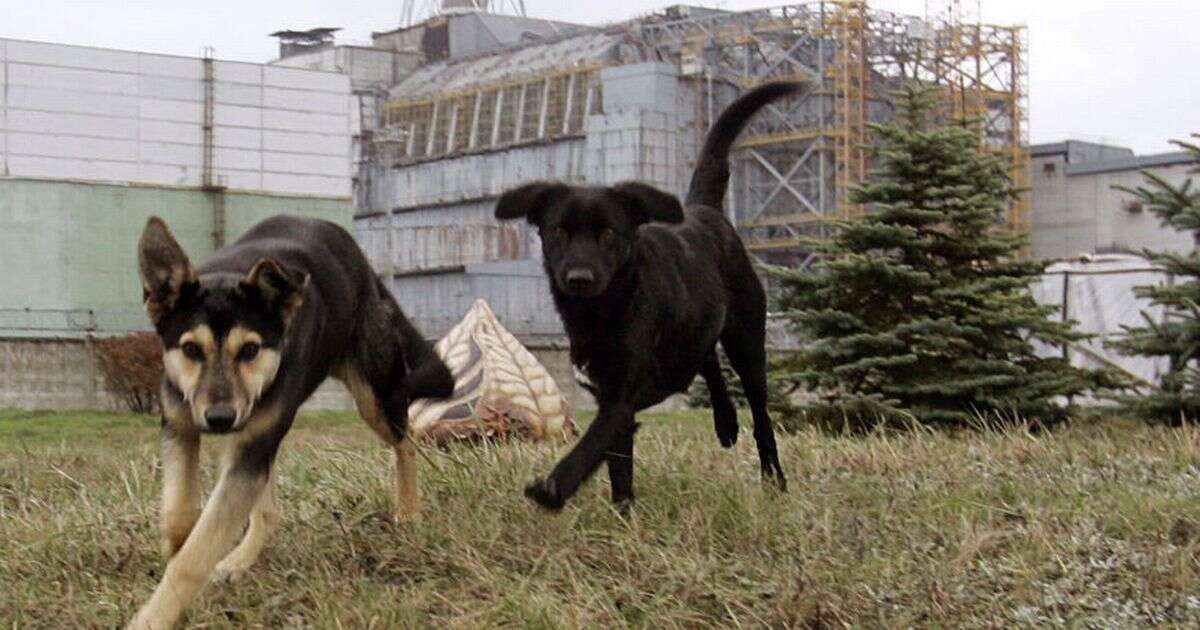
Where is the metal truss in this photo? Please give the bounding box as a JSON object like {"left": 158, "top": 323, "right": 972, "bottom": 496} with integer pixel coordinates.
{"left": 636, "top": 1, "right": 1028, "bottom": 263}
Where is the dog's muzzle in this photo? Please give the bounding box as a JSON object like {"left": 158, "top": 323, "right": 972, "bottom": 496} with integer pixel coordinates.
{"left": 564, "top": 268, "right": 596, "bottom": 294}
{"left": 204, "top": 405, "right": 238, "bottom": 433}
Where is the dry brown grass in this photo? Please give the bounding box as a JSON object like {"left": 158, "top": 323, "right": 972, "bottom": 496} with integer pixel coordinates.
{"left": 2, "top": 410, "right": 1200, "bottom": 627}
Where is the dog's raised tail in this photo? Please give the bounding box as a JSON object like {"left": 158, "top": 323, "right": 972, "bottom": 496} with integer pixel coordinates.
{"left": 686, "top": 81, "right": 805, "bottom": 209}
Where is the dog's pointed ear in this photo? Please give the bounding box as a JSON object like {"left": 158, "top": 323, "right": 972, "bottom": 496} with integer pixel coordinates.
{"left": 138, "top": 217, "right": 196, "bottom": 324}
{"left": 243, "top": 258, "right": 309, "bottom": 325}
{"left": 494, "top": 181, "right": 570, "bottom": 226}
{"left": 612, "top": 182, "right": 684, "bottom": 225}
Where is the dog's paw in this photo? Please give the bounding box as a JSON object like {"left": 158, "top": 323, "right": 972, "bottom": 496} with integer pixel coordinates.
{"left": 714, "top": 411, "right": 739, "bottom": 448}
{"left": 762, "top": 465, "right": 788, "bottom": 493}
{"left": 212, "top": 559, "right": 251, "bottom": 584}
{"left": 524, "top": 477, "right": 566, "bottom": 511}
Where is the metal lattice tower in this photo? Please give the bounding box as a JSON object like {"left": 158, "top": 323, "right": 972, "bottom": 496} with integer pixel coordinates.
{"left": 402, "top": 0, "right": 527, "bottom": 27}
{"left": 637, "top": 0, "right": 1028, "bottom": 264}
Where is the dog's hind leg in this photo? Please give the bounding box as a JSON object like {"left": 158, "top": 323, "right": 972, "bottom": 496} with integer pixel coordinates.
{"left": 213, "top": 473, "right": 280, "bottom": 583}
{"left": 701, "top": 352, "right": 739, "bottom": 448}
{"left": 337, "top": 361, "right": 422, "bottom": 523}
{"left": 720, "top": 321, "right": 787, "bottom": 491}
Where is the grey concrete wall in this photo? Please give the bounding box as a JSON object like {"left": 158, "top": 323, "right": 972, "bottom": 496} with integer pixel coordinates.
{"left": 0, "top": 337, "right": 353, "bottom": 412}
{"left": 1032, "top": 154, "right": 1196, "bottom": 259}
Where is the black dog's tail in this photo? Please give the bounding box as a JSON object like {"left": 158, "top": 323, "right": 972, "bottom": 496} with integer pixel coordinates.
{"left": 375, "top": 277, "right": 455, "bottom": 402}
{"left": 685, "top": 81, "right": 805, "bottom": 208}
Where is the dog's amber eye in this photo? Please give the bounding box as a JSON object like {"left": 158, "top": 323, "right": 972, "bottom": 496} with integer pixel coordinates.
{"left": 236, "top": 342, "right": 261, "bottom": 362}
{"left": 181, "top": 342, "right": 204, "bottom": 362}
{"left": 600, "top": 228, "right": 616, "bottom": 244}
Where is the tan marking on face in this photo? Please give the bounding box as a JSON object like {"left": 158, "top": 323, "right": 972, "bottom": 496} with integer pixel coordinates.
{"left": 163, "top": 324, "right": 214, "bottom": 407}
{"left": 227, "top": 326, "right": 281, "bottom": 427}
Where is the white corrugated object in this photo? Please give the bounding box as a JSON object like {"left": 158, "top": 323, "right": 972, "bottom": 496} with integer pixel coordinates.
{"left": 0, "top": 38, "right": 352, "bottom": 197}
{"left": 408, "top": 299, "right": 575, "bottom": 443}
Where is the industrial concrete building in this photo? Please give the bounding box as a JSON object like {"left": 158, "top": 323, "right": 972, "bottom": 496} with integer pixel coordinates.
{"left": 274, "top": 2, "right": 1027, "bottom": 344}
{"left": 1030, "top": 140, "right": 1200, "bottom": 260}
{"left": 0, "top": 37, "right": 354, "bottom": 407}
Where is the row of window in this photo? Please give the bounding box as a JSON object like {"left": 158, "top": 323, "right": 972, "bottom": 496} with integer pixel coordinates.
{"left": 381, "top": 70, "right": 601, "bottom": 161}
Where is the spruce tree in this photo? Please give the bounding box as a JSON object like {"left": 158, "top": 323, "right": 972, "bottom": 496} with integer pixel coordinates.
{"left": 771, "top": 85, "right": 1101, "bottom": 428}
{"left": 1108, "top": 137, "right": 1200, "bottom": 424}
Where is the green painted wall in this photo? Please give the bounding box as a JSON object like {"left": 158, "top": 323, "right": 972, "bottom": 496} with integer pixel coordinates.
{"left": 0, "top": 178, "right": 350, "bottom": 334}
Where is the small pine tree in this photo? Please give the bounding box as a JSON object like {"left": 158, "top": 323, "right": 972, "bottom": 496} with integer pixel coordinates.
{"left": 1108, "top": 137, "right": 1200, "bottom": 424}
{"left": 771, "top": 85, "right": 1103, "bottom": 428}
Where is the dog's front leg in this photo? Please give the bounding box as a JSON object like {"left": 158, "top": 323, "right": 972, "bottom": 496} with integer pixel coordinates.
{"left": 129, "top": 447, "right": 270, "bottom": 630}
{"left": 159, "top": 423, "right": 201, "bottom": 559}
{"left": 526, "top": 398, "right": 636, "bottom": 510}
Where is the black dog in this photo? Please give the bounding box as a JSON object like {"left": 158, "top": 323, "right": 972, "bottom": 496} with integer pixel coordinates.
{"left": 130, "top": 215, "right": 452, "bottom": 629}
{"left": 495, "top": 81, "right": 798, "bottom": 509}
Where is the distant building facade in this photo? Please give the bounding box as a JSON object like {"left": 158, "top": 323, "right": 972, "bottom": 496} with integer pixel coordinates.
{"left": 1030, "top": 140, "right": 1198, "bottom": 260}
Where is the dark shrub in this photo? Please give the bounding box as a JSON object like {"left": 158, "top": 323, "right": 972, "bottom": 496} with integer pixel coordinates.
{"left": 94, "top": 332, "right": 162, "bottom": 415}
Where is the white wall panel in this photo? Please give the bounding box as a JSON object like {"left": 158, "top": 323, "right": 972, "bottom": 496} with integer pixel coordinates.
{"left": 139, "top": 120, "right": 201, "bottom": 144}
{"left": 263, "top": 87, "right": 348, "bottom": 114}
{"left": 263, "top": 152, "right": 346, "bottom": 176}
{"left": 6, "top": 109, "right": 138, "bottom": 139}
{"left": 213, "top": 104, "right": 261, "bottom": 128}
{"left": 214, "top": 147, "right": 261, "bottom": 171}
{"left": 262, "top": 109, "right": 346, "bottom": 134}
{"left": 7, "top": 133, "right": 138, "bottom": 161}
{"left": 8, "top": 155, "right": 139, "bottom": 181}
{"left": 139, "top": 75, "right": 203, "bottom": 102}
{"left": 6, "top": 63, "right": 139, "bottom": 94}
{"left": 1, "top": 37, "right": 351, "bottom": 198}
{"left": 264, "top": 173, "right": 350, "bottom": 197}
{"left": 6, "top": 40, "right": 139, "bottom": 73}
{"left": 6, "top": 86, "right": 137, "bottom": 117}
{"left": 214, "top": 82, "right": 262, "bottom": 107}
{"left": 263, "top": 65, "right": 346, "bottom": 93}
{"left": 138, "top": 53, "right": 202, "bottom": 80}
{"left": 263, "top": 130, "right": 348, "bottom": 156}
{"left": 139, "top": 142, "right": 200, "bottom": 167}
{"left": 138, "top": 163, "right": 201, "bottom": 187}
{"left": 213, "top": 126, "right": 261, "bottom": 149}
{"left": 213, "top": 60, "right": 261, "bottom": 85}
{"left": 140, "top": 98, "right": 202, "bottom": 123}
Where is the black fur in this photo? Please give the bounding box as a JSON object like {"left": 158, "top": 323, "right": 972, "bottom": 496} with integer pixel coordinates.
{"left": 495, "top": 82, "right": 801, "bottom": 509}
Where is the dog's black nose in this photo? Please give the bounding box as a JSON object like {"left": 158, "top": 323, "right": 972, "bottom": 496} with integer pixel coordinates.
{"left": 205, "top": 406, "right": 237, "bottom": 432}
{"left": 565, "top": 268, "right": 595, "bottom": 292}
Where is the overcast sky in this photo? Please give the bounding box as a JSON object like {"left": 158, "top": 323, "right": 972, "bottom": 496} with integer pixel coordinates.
{"left": 3, "top": 1, "right": 1197, "bottom": 154}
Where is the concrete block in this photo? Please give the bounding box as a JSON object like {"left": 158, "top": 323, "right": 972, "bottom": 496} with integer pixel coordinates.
{"left": 262, "top": 109, "right": 347, "bottom": 134}
{"left": 263, "top": 130, "right": 349, "bottom": 156}
{"left": 7, "top": 154, "right": 139, "bottom": 182}
{"left": 263, "top": 172, "right": 350, "bottom": 198}
{"left": 138, "top": 162, "right": 201, "bottom": 187}
{"left": 263, "top": 151, "right": 347, "bottom": 177}
{"left": 213, "top": 168, "right": 262, "bottom": 191}
{"left": 5, "top": 86, "right": 137, "bottom": 118}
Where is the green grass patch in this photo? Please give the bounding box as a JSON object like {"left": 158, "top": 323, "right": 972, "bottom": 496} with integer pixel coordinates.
{"left": 2, "top": 411, "right": 1200, "bottom": 627}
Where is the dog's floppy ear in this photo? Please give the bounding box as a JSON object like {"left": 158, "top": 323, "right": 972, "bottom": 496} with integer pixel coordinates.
{"left": 612, "top": 182, "right": 684, "bottom": 225}
{"left": 243, "top": 257, "right": 309, "bottom": 325}
{"left": 138, "top": 217, "right": 196, "bottom": 324}
{"left": 494, "top": 181, "right": 570, "bottom": 226}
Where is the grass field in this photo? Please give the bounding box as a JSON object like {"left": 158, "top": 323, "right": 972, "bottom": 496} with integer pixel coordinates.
{"left": 3, "top": 409, "right": 1200, "bottom": 628}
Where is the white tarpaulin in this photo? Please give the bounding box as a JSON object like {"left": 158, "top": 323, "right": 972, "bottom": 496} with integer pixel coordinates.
{"left": 1031, "top": 254, "right": 1169, "bottom": 386}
